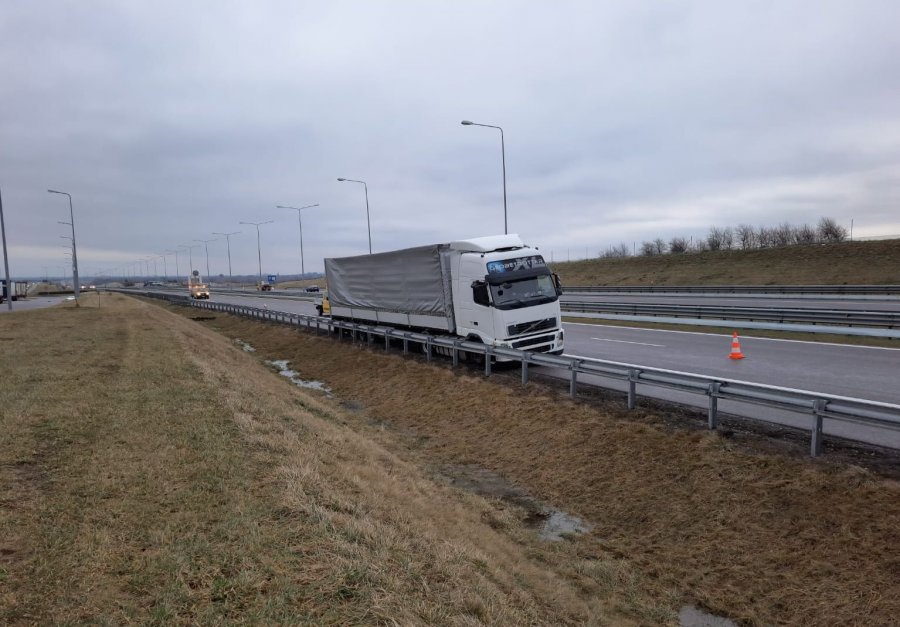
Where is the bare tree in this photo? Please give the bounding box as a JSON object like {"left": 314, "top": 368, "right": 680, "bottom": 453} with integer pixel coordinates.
{"left": 772, "top": 222, "right": 795, "bottom": 247}
{"left": 817, "top": 216, "right": 848, "bottom": 242}
{"left": 757, "top": 225, "right": 775, "bottom": 248}
{"left": 653, "top": 238, "right": 667, "bottom": 255}
{"left": 793, "top": 223, "right": 817, "bottom": 244}
{"left": 640, "top": 240, "right": 664, "bottom": 256}
{"left": 601, "top": 242, "right": 631, "bottom": 258}
{"left": 707, "top": 227, "right": 726, "bottom": 251}
{"left": 640, "top": 241, "right": 656, "bottom": 256}
{"left": 669, "top": 236, "right": 689, "bottom": 254}
{"left": 721, "top": 226, "right": 734, "bottom": 250}
{"left": 736, "top": 224, "right": 756, "bottom": 249}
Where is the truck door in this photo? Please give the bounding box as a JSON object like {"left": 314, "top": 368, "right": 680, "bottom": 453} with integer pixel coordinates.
{"left": 455, "top": 257, "right": 495, "bottom": 342}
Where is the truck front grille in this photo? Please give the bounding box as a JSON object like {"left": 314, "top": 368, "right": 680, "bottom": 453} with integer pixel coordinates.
{"left": 507, "top": 317, "right": 557, "bottom": 337}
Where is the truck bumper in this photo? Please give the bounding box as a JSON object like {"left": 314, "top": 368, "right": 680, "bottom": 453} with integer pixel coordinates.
{"left": 497, "top": 329, "right": 564, "bottom": 356}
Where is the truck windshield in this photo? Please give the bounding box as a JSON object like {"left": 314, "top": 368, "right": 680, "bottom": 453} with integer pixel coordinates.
{"left": 489, "top": 274, "right": 558, "bottom": 310}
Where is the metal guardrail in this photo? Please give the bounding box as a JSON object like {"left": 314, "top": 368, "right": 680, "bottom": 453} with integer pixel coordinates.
{"left": 565, "top": 284, "right": 900, "bottom": 295}
{"left": 124, "top": 289, "right": 900, "bottom": 457}
{"left": 561, "top": 301, "right": 900, "bottom": 328}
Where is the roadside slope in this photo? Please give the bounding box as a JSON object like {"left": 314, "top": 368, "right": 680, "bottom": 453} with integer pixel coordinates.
{"left": 553, "top": 238, "right": 900, "bottom": 286}
{"left": 176, "top": 301, "right": 900, "bottom": 626}
{"left": 0, "top": 294, "right": 647, "bottom": 624}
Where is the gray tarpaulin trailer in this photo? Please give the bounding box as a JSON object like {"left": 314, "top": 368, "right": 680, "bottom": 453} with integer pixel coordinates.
{"left": 323, "top": 234, "right": 565, "bottom": 355}
{"left": 325, "top": 244, "right": 456, "bottom": 332}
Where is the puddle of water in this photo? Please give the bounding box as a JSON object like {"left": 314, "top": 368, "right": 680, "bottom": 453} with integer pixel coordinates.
{"left": 441, "top": 464, "right": 591, "bottom": 541}
{"left": 538, "top": 508, "right": 592, "bottom": 541}
{"left": 678, "top": 606, "right": 737, "bottom": 627}
{"left": 266, "top": 359, "right": 332, "bottom": 396}
{"left": 233, "top": 338, "right": 256, "bottom": 352}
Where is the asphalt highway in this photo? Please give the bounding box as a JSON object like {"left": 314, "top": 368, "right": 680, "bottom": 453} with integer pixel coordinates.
{"left": 560, "top": 293, "right": 900, "bottom": 312}
{"left": 0, "top": 295, "right": 69, "bottom": 313}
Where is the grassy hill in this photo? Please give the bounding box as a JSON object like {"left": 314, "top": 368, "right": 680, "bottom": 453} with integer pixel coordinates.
{"left": 551, "top": 239, "right": 900, "bottom": 286}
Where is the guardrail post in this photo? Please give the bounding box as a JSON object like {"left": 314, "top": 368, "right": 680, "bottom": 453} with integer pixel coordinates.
{"left": 569, "top": 360, "right": 579, "bottom": 397}
{"left": 403, "top": 336, "right": 409, "bottom": 354}
{"left": 708, "top": 382, "right": 721, "bottom": 429}
{"left": 521, "top": 355, "right": 530, "bottom": 386}
{"left": 425, "top": 337, "right": 432, "bottom": 361}
{"left": 315, "top": 319, "right": 320, "bottom": 335}
{"left": 627, "top": 369, "right": 639, "bottom": 410}
{"left": 452, "top": 341, "right": 459, "bottom": 367}
{"left": 367, "top": 330, "right": 374, "bottom": 346}
{"left": 484, "top": 346, "right": 492, "bottom": 376}
{"left": 384, "top": 329, "right": 391, "bottom": 351}
{"left": 811, "top": 399, "right": 826, "bottom": 457}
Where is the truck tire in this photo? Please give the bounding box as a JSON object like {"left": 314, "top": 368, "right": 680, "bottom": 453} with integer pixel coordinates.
{"left": 465, "top": 336, "right": 486, "bottom": 365}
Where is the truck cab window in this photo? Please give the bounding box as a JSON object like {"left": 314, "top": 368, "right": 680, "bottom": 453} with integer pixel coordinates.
{"left": 472, "top": 281, "right": 490, "bottom": 306}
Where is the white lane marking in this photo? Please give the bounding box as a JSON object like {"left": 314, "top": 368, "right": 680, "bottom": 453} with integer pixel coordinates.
{"left": 591, "top": 337, "right": 665, "bottom": 347}
{"left": 566, "top": 321, "right": 900, "bottom": 351}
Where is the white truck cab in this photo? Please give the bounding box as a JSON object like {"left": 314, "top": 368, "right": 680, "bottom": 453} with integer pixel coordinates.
{"left": 449, "top": 235, "right": 563, "bottom": 354}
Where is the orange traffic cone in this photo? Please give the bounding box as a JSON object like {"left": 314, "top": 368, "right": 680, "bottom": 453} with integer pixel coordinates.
{"left": 729, "top": 331, "right": 745, "bottom": 360}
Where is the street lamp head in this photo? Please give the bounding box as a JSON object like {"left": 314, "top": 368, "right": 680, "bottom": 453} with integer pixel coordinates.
{"left": 461, "top": 120, "right": 474, "bottom": 125}
{"left": 337, "top": 178, "right": 346, "bottom": 182}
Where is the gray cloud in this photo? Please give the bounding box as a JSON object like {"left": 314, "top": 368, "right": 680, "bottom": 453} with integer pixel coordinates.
{"left": 2, "top": 0, "right": 899, "bottom": 279}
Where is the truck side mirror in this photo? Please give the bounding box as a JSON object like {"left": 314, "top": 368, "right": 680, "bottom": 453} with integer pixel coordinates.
{"left": 471, "top": 280, "right": 490, "bottom": 306}
{"left": 552, "top": 273, "right": 563, "bottom": 296}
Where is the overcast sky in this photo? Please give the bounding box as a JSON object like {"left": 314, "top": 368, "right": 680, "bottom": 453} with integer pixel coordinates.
{"left": 2, "top": 1, "right": 899, "bottom": 279}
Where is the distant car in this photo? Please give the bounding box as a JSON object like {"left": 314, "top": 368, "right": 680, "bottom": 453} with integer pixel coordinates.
{"left": 305, "top": 285, "right": 320, "bottom": 292}
{"left": 257, "top": 282, "right": 273, "bottom": 291}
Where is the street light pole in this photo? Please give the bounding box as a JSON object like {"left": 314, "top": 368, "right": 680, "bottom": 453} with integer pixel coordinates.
{"left": 276, "top": 204, "right": 319, "bottom": 277}
{"left": 179, "top": 244, "right": 199, "bottom": 276}
{"left": 166, "top": 250, "right": 180, "bottom": 283}
{"left": 239, "top": 220, "right": 273, "bottom": 286}
{"left": 212, "top": 231, "right": 240, "bottom": 290}
{"left": 193, "top": 238, "right": 216, "bottom": 279}
{"left": 336, "top": 178, "right": 371, "bottom": 254}
{"left": 0, "top": 185, "right": 12, "bottom": 311}
{"left": 461, "top": 120, "right": 508, "bottom": 235}
{"left": 48, "top": 189, "right": 80, "bottom": 298}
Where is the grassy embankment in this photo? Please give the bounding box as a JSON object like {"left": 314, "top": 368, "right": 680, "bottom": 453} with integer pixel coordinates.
{"left": 552, "top": 238, "right": 900, "bottom": 286}
{"left": 3, "top": 293, "right": 898, "bottom": 625}
{"left": 0, "top": 293, "right": 659, "bottom": 624}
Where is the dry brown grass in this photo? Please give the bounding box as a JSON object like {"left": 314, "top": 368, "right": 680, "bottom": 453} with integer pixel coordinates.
{"left": 554, "top": 239, "right": 900, "bottom": 286}
{"left": 172, "top": 304, "right": 900, "bottom": 626}
{"left": 0, "top": 293, "right": 661, "bottom": 625}
{"left": 276, "top": 279, "right": 326, "bottom": 290}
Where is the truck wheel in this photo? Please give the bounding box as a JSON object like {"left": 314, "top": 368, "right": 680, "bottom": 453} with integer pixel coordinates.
{"left": 465, "top": 337, "right": 486, "bottom": 365}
